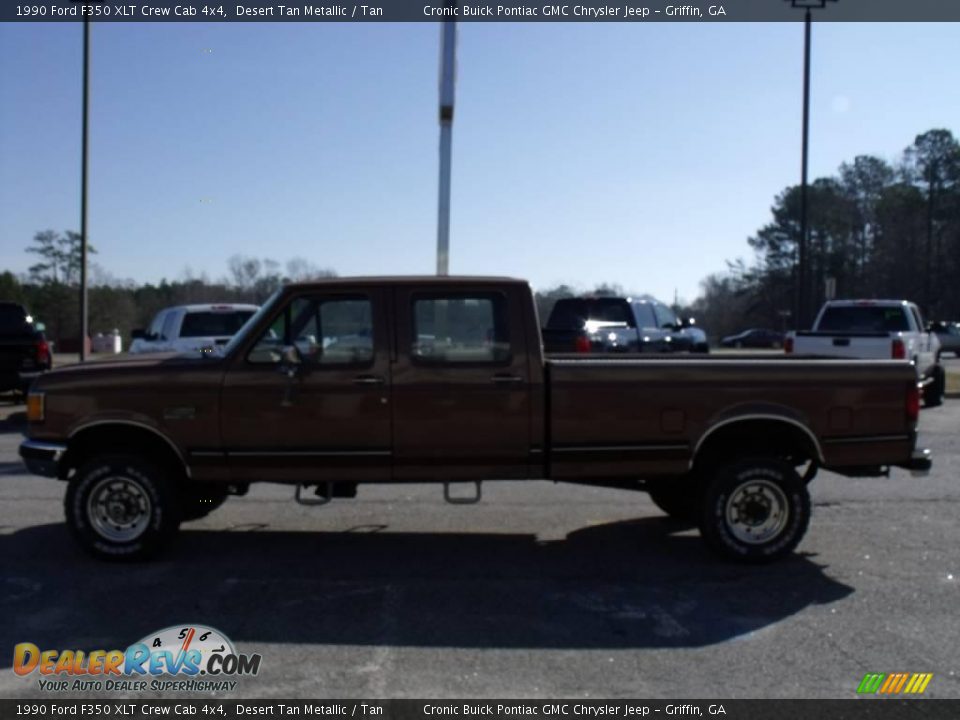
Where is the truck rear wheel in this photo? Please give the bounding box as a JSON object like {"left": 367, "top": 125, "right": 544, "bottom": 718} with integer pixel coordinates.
{"left": 699, "top": 457, "right": 810, "bottom": 563}
{"left": 65, "top": 454, "right": 180, "bottom": 560}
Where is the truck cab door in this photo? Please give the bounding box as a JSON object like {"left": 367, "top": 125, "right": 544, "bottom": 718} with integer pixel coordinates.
{"left": 391, "top": 285, "right": 532, "bottom": 481}
{"left": 218, "top": 289, "right": 392, "bottom": 484}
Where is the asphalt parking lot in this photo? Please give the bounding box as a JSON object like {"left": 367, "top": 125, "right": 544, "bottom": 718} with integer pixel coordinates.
{"left": 0, "top": 383, "right": 958, "bottom": 700}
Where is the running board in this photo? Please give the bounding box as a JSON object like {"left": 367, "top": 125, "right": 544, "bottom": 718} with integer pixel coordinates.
{"left": 444, "top": 481, "right": 482, "bottom": 505}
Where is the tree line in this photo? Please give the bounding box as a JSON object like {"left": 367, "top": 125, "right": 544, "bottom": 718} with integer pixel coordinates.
{"left": 688, "top": 128, "right": 960, "bottom": 340}
{"left": 1, "top": 241, "right": 334, "bottom": 348}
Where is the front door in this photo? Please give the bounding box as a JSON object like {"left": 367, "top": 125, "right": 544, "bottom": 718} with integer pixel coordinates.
{"left": 219, "top": 289, "right": 391, "bottom": 484}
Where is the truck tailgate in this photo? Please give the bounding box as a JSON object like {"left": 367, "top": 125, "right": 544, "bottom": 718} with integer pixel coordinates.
{"left": 792, "top": 332, "right": 894, "bottom": 359}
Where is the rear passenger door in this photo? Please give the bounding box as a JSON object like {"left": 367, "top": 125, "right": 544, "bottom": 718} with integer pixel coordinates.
{"left": 391, "top": 285, "right": 532, "bottom": 481}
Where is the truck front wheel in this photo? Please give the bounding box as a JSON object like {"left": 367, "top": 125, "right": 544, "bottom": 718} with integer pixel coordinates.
{"left": 699, "top": 457, "right": 810, "bottom": 563}
{"left": 64, "top": 454, "right": 180, "bottom": 560}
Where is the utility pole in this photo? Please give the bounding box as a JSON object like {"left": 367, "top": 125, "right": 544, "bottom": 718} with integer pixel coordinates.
{"left": 436, "top": 15, "right": 456, "bottom": 275}
{"left": 79, "top": 15, "right": 91, "bottom": 361}
{"left": 785, "top": 0, "right": 836, "bottom": 329}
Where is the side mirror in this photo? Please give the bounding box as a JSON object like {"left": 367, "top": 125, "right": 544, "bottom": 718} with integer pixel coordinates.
{"left": 131, "top": 329, "right": 146, "bottom": 340}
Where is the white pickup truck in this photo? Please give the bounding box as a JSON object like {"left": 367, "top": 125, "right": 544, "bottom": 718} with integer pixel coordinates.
{"left": 129, "top": 304, "right": 259, "bottom": 355}
{"left": 787, "top": 299, "right": 944, "bottom": 406}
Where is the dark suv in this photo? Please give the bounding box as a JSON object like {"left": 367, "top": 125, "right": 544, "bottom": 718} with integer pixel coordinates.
{"left": 542, "top": 296, "right": 708, "bottom": 353}
{"left": 0, "top": 302, "right": 51, "bottom": 395}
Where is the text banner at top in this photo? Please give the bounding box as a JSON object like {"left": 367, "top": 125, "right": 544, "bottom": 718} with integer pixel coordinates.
{"left": 5, "top": 0, "right": 960, "bottom": 22}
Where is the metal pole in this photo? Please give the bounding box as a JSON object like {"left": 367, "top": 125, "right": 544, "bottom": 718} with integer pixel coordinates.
{"left": 436, "top": 18, "right": 456, "bottom": 276}
{"left": 79, "top": 15, "right": 90, "bottom": 361}
{"left": 797, "top": 8, "right": 811, "bottom": 330}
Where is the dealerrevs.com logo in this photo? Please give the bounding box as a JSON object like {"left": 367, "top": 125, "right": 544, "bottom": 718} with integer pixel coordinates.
{"left": 13, "top": 624, "right": 261, "bottom": 693}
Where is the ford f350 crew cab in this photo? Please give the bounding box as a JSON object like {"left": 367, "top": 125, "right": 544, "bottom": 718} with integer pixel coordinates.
{"left": 18, "top": 277, "right": 931, "bottom": 563}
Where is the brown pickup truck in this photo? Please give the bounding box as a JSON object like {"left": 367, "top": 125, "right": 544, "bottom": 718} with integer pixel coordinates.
{"left": 19, "top": 277, "right": 931, "bottom": 563}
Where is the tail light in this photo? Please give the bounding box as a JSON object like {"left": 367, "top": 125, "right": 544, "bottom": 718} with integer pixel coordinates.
{"left": 574, "top": 335, "right": 591, "bottom": 353}
{"left": 891, "top": 338, "right": 906, "bottom": 359}
{"left": 906, "top": 383, "right": 920, "bottom": 423}
{"left": 784, "top": 337, "right": 794, "bottom": 354}
{"left": 35, "top": 339, "right": 50, "bottom": 366}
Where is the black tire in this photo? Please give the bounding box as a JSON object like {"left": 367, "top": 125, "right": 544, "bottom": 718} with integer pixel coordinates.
{"left": 64, "top": 454, "right": 181, "bottom": 560}
{"left": 923, "top": 366, "right": 945, "bottom": 408}
{"left": 699, "top": 457, "right": 810, "bottom": 563}
{"left": 648, "top": 481, "right": 700, "bottom": 522}
{"left": 180, "top": 485, "right": 229, "bottom": 521}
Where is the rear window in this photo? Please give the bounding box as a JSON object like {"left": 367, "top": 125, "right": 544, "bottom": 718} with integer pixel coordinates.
{"left": 546, "top": 299, "right": 633, "bottom": 329}
{"left": 0, "top": 305, "right": 29, "bottom": 334}
{"left": 180, "top": 310, "right": 256, "bottom": 338}
{"left": 817, "top": 306, "right": 909, "bottom": 333}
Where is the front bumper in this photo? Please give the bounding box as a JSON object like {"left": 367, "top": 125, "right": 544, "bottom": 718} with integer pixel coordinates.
{"left": 19, "top": 440, "right": 67, "bottom": 478}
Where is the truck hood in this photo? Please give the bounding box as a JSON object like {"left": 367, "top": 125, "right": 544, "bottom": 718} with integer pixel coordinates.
{"left": 35, "top": 351, "right": 223, "bottom": 389}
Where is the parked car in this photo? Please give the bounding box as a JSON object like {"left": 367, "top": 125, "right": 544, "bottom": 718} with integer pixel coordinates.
{"left": 928, "top": 321, "right": 960, "bottom": 358}
{"left": 19, "top": 276, "right": 930, "bottom": 564}
{"left": 721, "top": 328, "right": 785, "bottom": 349}
{"left": 130, "top": 304, "right": 259, "bottom": 354}
{"left": 542, "top": 296, "right": 707, "bottom": 353}
{"left": 0, "top": 302, "right": 51, "bottom": 396}
{"left": 787, "top": 299, "right": 943, "bottom": 407}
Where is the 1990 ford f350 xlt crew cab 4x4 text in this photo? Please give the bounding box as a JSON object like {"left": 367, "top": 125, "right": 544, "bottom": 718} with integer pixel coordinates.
{"left": 18, "top": 277, "right": 932, "bottom": 563}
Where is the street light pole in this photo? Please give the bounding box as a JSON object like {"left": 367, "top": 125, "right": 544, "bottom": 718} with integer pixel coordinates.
{"left": 436, "top": 15, "right": 456, "bottom": 276}
{"left": 786, "top": 0, "right": 836, "bottom": 329}
{"left": 79, "top": 15, "right": 90, "bottom": 361}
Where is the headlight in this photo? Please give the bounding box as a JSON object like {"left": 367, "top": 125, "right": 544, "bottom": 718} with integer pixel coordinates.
{"left": 26, "top": 392, "right": 45, "bottom": 423}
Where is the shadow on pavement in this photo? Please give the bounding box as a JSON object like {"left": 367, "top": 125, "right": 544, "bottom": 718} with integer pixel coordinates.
{"left": 0, "top": 516, "right": 853, "bottom": 656}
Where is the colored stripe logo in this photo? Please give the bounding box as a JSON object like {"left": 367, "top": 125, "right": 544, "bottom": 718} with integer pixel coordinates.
{"left": 857, "top": 673, "right": 933, "bottom": 695}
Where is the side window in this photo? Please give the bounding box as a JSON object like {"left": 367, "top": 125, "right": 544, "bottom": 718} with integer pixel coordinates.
{"left": 161, "top": 312, "right": 179, "bottom": 341}
{"left": 247, "top": 295, "right": 373, "bottom": 366}
{"left": 653, "top": 304, "right": 678, "bottom": 329}
{"left": 411, "top": 294, "right": 510, "bottom": 364}
{"left": 632, "top": 303, "right": 657, "bottom": 329}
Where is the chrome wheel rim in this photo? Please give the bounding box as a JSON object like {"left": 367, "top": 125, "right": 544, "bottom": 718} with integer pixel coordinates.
{"left": 87, "top": 475, "right": 152, "bottom": 542}
{"left": 725, "top": 479, "right": 788, "bottom": 545}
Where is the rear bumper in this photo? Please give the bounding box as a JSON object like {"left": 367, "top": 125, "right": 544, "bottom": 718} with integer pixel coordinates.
{"left": 896, "top": 448, "right": 932, "bottom": 476}
{"left": 18, "top": 440, "right": 67, "bottom": 478}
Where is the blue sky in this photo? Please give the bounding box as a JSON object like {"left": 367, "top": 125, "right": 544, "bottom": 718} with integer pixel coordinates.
{"left": 1, "top": 21, "right": 957, "bottom": 303}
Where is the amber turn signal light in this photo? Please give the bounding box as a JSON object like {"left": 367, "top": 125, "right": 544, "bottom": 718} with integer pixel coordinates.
{"left": 26, "top": 393, "right": 44, "bottom": 423}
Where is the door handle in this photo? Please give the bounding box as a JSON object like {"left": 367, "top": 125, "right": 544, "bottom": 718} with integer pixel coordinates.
{"left": 491, "top": 373, "right": 524, "bottom": 384}
{"left": 353, "top": 375, "right": 386, "bottom": 385}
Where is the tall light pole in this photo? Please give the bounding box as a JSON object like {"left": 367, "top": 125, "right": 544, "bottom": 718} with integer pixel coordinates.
{"left": 785, "top": 0, "right": 836, "bottom": 329}
{"left": 436, "top": 14, "right": 456, "bottom": 276}
{"left": 79, "top": 14, "right": 91, "bottom": 360}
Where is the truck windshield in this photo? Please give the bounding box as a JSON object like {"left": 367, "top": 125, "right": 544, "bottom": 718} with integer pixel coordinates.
{"left": 818, "top": 306, "right": 910, "bottom": 333}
